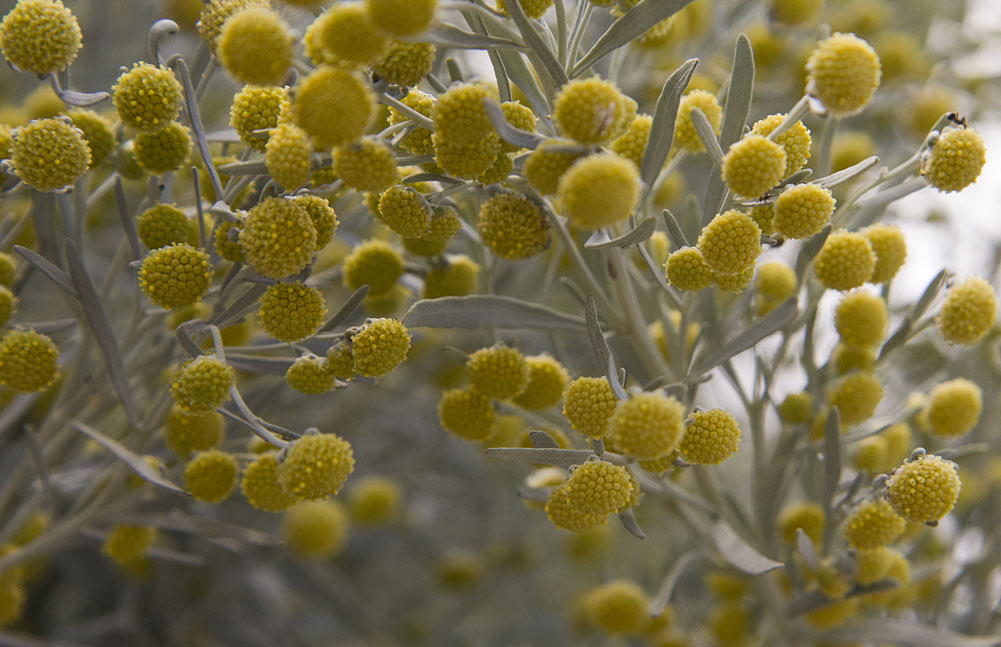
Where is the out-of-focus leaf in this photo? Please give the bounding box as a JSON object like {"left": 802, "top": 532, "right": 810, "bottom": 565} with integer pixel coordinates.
{"left": 120, "top": 511, "right": 280, "bottom": 545}
{"left": 821, "top": 620, "right": 1001, "bottom": 647}
{"left": 427, "top": 23, "right": 525, "bottom": 50}
{"left": 822, "top": 407, "right": 842, "bottom": 532}
{"left": 572, "top": 0, "right": 697, "bottom": 76}
{"left": 692, "top": 299, "right": 796, "bottom": 374}
{"left": 71, "top": 421, "right": 187, "bottom": 496}
{"left": 321, "top": 285, "right": 369, "bottom": 332}
{"left": 584, "top": 218, "right": 656, "bottom": 249}
{"left": 404, "top": 295, "right": 586, "bottom": 330}
{"left": 216, "top": 160, "right": 268, "bottom": 176}
{"left": 64, "top": 240, "right": 138, "bottom": 428}
{"left": 174, "top": 58, "right": 223, "bottom": 201}
{"left": 855, "top": 178, "right": 926, "bottom": 211}
{"left": 795, "top": 528, "right": 818, "bottom": 571}
{"left": 113, "top": 177, "right": 141, "bottom": 260}
{"left": 641, "top": 58, "right": 698, "bottom": 188}
{"left": 713, "top": 519, "right": 783, "bottom": 574}
{"left": 794, "top": 225, "right": 831, "bottom": 278}
{"left": 225, "top": 354, "right": 295, "bottom": 376}
{"left": 517, "top": 486, "right": 549, "bottom": 503}
{"left": 814, "top": 156, "right": 878, "bottom": 188}
{"left": 703, "top": 34, "right": 754, "bottom": 222}
{"left": 584, "top": 296, "right": 610, "bottom": 374}
{"left": 483, "top": 98, "right": 545, "bottom": 150}
{"left": 529, "top": 430, "right": 559, "bottom": 448}
{"left": 504, "top": 0, "right": 569, "bottom": 87}
{"left": 650, "top": 551, "right": 698, "bottom": 617}
{"left": 486, "top": 447, "right": 596, "bottom": 467}
{"left": 13, "top": 245, "right": 76, "bottom": 297}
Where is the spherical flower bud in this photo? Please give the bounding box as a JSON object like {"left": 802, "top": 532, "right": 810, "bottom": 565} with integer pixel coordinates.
{"left": 924, "top": 378, "right": 982, "bottom": 437}
{"left": 609, "top": 392, "right": 685, "bottom": 460}
{"left": 696, "top": 210, "right": 762, "bottom": 276}
{"left": 372, "top": 39, "right": 435, "bottom": 88}
{"left": 334, "top": 138, "right": 397, "bottom": 193}
{"left": 67, "top": 109, "right": 114, "bottom": 168}
{"left": 218, "top": 7, "right": 291, "bottom": 86}
{"left": 165, "top": 403, "right": 223, "bottom": 457}
{"left": 424, "top": 255, "right": 479, "bottom": 299}
{"left": 286, "top": 356, "right": 335, "bottom": 395}
{"left": 813, "top": 231, "right": 875, "bottom": 291}
{"left": 770, "top": 0, "right": 822, "bottom": 24}
{"left": 842, "top": 499, "right": 905, "bottom": 549}
{"left": 292, "top": 195, "right": 338, "bottom": 249}
{"left": 433, "top": 83, "right": 494, "bottom": 147}
{"left": 477, "top": 193, "right": 551, "bottom": 259}
{"left": 326, "top": 340, "right": 355, "bottom": 381}
{"left": 378, "top": 184, "right": 432, "bottom": 238}
{"left": 497, "top": 0, "right": 553, "bottom": 19}
{"left": 230, "top": 85, "right": 286, "bottom": 152}
{"left": 134, "top": 122, "right": 192, "bottom": 174}
{"left": 778, "top": 391, "right": 813, "bottom": 424}
{"left": 921, "top": 126, "right": 986, "bottom": 193}
{"left": 582, "top": 579, "right": 650, "bottom": 635}
{"left": 102, "top": 526, "right": 157, "bottom": 566}
{"left": 477, "top": 151, "right": 513, "bottom": 184}
{"left": 213, "top": 219, "right": 245, "bottom": 263}
{"left": 860, "top": 224, "right": 906, "bottom": 284}
{"left": 834, "top": 290, "right": 887, "bottom": 347}
{"left": 467, "top": 344, "right": 529, "bottom": 400}
{"left": 113, "top": 63, "right": 184, "bottom": 134}
{"left": 241, "top": 452, "right": 296, "bottom": 512}
{"left": 806, "top": 33, "right": 881, "bottom": 117}
{"left": 366, "top": 0, "right": 437, "bottom": 36}
{"left": 170, "top": 355, "right": 234, "bottom": 412}
{"left": 512, "top": 354, "right": 568, "bottom": 410}
{"left": 558, "top": 153, "right": 641, "bottom": 229}
{"left": 240, "top": 197, "right": 317, "bottom": 280}
{"left": 137, "top": 204, "right": 189, "bottom": 250}
{"left": 0, "top": 0, "right": 81, "bottom": 76}
{"left": 432, "top": 131, "right": 501, "bottom": 179}
{"left": 257, "top": 283, "right": 325, "bottom": 343}
{"left": 283, "top": 499, "right": 349, "bottom": 557}
{"left": 562, "top": 376, "right": 618, "bottom": 438}
{"left": 497, "top": 101, "right": 537, "bottom": 153}
{"left": 750, "top": 113, "right": 812, "bottom": 176}
{"left": 0, "top": 254, "right": 16, "bottom": 289}
{"left": 937, "top": 276, "right": 997, "bottom": 345}
{"left": 312, "top": 1, "right": 387, "bottom": 66}
{"left": 10, "top": 117, "right": 90, "bottom": 191}
{"left": 778, "top": 501, "right": 824, "bottom": 544}
{"left": 438, "top": 387, "right": 496, "bottom": 441}
{"left": 277, "top": 432, "right": 355, "bottom": 501}
{"left": 774, "top": 183, "right": 835, "bottom": 239}
{"left": 197, "top": 0, "right": 270, "bottom": 52}
{"left": 292, "top": 66, "right": 374, "bottom": 150}
{"left": 756, "top": 260, "right": 797, "bottom": 303}
{"left": 553, "top": 78, "right": 635, "bottom": 144}
{"left": 713, "top": 266, "right": 755, "bottom": 293}
{"left": 674, "top": 89, "right": 722, "bottom": 153}
{"left": 568, "top": 460, "right": 628, "bottom": 516}
{"left": 721, "top": 134, "right": 786, "bottom": 198}
{"left": 342, "top": 239, "right": 403, "bottom": 296}
{"left": 886, "top": 454, "right": 960, "bottom": 524}
{"left": 678, "top": 408, "right": 741, "bottom": 465}
{"left": 348, "top": 475, "right": 401, "bottom": 524}
{"left": 665, "top": 247, "right": 713, "bottom": 291}
{"left": 265, "top": 122, "right": 312, "bottom": 192}
{"left": 827, "top": 370, "right": 882, "bottom": 426}
{"left": 610, "top": 114, "right": 652, "bottom": 168}
{"left": 350, "top": 318, "right": 411, "bottom": 378}
{"left": 833, "top": 343, "right": 875, "bottom": 374}
{"left": 749, "top": 204, "right": 775, "bottom": 235}
{"left": 523, "top": 138, "right": 585, "bottom": 195}
{"left": 545, "top": 482, "right": 607, "bottom": 533}
{"left": 389, "top": 89, "right": 435, "bottom": 155}
{"left": 854, "top": 547, "right": 893, "bottom": 585}
{"left": 0, "top": 330, "right": 58, "bottom": 392}
{"left": 138, "top": 243, "right": 211, "bottom": 310}
{"left": 0, "top": 287, "right": 15, "bottom": 327}
{"left": 423, "top": 206, "right": 463, "bottom": 242}
{"left": 184, "top": 449, "right": 238, "bottom": 503}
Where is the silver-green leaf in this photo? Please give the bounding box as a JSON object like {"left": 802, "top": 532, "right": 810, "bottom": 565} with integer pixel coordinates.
{"left": 404, "top": 295, "right": 586, "bottom": 331}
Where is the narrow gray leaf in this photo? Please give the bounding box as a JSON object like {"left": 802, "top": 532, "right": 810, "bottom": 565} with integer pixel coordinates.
{"left": 504, "top": 0, "right": 569, "bottom": 87}
{"left": 64, "top": 240, "right": 138, "bottom": 428}
{"left": 795, "top": 528, "right": 818, "bottom": 571}
{"left": 174, "top": 58, "right": 224, "bottom": 201}
{"left": 486, "top": 447, "right": 596, "bottom": 467}
{"left": 216, "top": 160, "right": 268, "bottom": 176}
{"left": 912, "top": 267, "right": 949, "bottom": 321}
{"left": 483, "top": 98, "right": 545, "bottom": 150}
{"left": 822, "top": 407, "right": 842, "bottom": 526}
{"left": 814, "top": 156, "right": 878, "bottom": 188}
{"left": 203, "top": 128, "right": 242, "bottom": 143}
{"left": 113, "top": 177, "right": 141, "bottom": 260}
{"left": 403, "top": 295, "right": 586, "bottom": 330}
{"left": 496, "top": 49, "right": 551, "bottom": 118}
{"left": 572, "top": 0, "right": 697, "bottom": 76}
{"left": 584, "top": 217, "right": 656, "bottom": 249}
{"left": 650, "top": 551, "right": 699, "bottom": 616}
{"left": 56, "top": 88, "right": 109, "bottom": 107}
{"left": 584, "top": 296, "right": 610, "bottom": 374}
{"left": 713, "top": 519, "right": 783, "bottom": 574}
{"left": 225, "top": 354, "right": 295, "bottom": 376}
{"left": 608, "top": 354, "right": 628, "bottom": 400}
{"left": 529, "top": 430, "right": 559, "bottom": 448}
{"left": 690, "top": 107, "right": 725, "bottom": 167}
{"left": 855, "top": 178, "right": 926, "bottom": 211}
{"left": 71, "top": 421, "right": 187, "bottom": 496}
{"left": 211, "top": 283, "right": 268, "bottom": 330}
{"left": 13, "top": 245, "right": 75, "bottom": 296}
{"left": 321, "top": 285, "right": 370, "bottom": 332}
{"left": 661, "top": 209, "right": 690, "bottom": 248}
{"left": 427, "top": 23, "right": 526, "bottom": 50}
{"left": 693, "top": 299, "right": 796, "bottom": 374}
{"left": 641, "top": 58, "right": 697, "bottom": 188}
{"left": 618, "top": 508, "right": 646, "bottom": 539}
{"left": 119, "top": 511, "right": 279, "bottom": 545}
{"left": 821, "top": 620, "right": 1001, "bottom": 647}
